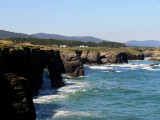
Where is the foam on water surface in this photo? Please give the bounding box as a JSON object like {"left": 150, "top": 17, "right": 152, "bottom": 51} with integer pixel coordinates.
{"left": 34, "top": 58, "right": 160, "bottom": 120}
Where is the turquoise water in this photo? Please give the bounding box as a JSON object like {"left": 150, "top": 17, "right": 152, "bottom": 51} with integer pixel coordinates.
{"left": 33, "top": 58, "right": 160, "bottom": 120}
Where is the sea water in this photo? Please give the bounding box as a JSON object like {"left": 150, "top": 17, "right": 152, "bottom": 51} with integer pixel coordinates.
{"left": 33, "top": 58, "right": 160, "bottom": 120}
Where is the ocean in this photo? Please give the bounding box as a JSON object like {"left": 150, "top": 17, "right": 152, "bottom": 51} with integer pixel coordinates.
{"left": 33, "top": 57, "right": 160, "bottom": 120}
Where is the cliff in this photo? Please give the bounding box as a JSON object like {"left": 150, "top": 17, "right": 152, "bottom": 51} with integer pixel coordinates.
{"left": 142, "top": 49, "right": 160, "bottom": 61}
{"left": 1, "top": 47, "right": 83, "bottom": 120}
{"left": 81, "top": 51, "right": 128, "bottom": 64}
{"left": 126, "top": 52, "right": 144, "bottom": 60}
{"left": 1, "top": 45, "right": 148, "bottom": 119}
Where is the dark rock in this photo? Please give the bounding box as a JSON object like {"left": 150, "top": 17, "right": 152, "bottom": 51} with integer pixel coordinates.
{"left": 81, "top": 51, "right": 89, "bottom": 64}
{"left": 87, "top": 52, "right": 101, "bottom": 64}
{"left": 100, "top": 52, "right": 128, "bottom": 64}
{"left": 54, "top": 50, "right": 66, "bottom": 73}
{"left": 81, "top": 51, "right": 101, "bottom": 64}
{"left": 149, "top": 57, "right": 160, "bottom": 61}
{"left": 127, "top": 52, "right": 144, "bottom": 60}
{"left": 0, "top": 48, "right": 68, "bottom": 119}
{"left": 60, "top": 51, "right": 84, "bottom": 77}
{"left": 45, "top": 50, "right": 65, "bottom": 88}
{"left": 108, "top": 70, "right": 116, "bottom": 72}
{"left": 149, "top": 63, "right": 159, "bottom": 66}
{"left": 2, "top": 72, "right": 36, "bottom": 120}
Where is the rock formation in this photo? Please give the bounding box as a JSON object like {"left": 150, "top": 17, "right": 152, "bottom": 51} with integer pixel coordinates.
{"left": 1, "top": 46, "right": 149, "bottom": 119}
{"left": 127, "top": 52, "right": 144, "bottom": 60}
{"left": 100, "top": 52, "right": 128, "bottom": 64}
{"left": 81, "top": 51, "right": 101, "bottom": 64}
{"left": 2, "top": 72, "right": 36, "bottom": 120}
{"left": 0, "top": 47, "right": 67, "bottom": 120}
{"left": 81, "top": 51, "right": 128, "bottom": 64}
{"left": 60, "top": 51, "right": 84, "bottom": 77}
{"left": 149, "top": 57, "right": 160, "bottom": 61}
{"left": 149, "top": 63, "right": 159, "bottom": 66}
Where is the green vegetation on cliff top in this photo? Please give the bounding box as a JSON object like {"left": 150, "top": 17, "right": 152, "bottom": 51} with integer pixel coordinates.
{"left": 7, "top": 37, "right": 126, "bottom": 48}
{"left": 1, "top": 39, "right": 159, "bottom": 55}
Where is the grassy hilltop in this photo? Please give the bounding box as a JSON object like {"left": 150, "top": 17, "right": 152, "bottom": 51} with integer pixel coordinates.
{"left": 0, "top": 39, "right": 155, "bottom": 54}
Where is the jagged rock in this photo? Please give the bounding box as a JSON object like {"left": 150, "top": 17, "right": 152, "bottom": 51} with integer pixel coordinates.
{"left": 149, "top": 57, "right": 160, "bottom": 61}
{"left": 60, "top": 51, "right": 84, "bottom": 77}
{"left": 87, "top": 52, "right": 101, "bottom": 64}
{"left": 81, "top": 51, "right": 89, "bottom": 64}
{"left": 100, "top": 52, "right": 128, "bottom": 64}
{"left": 2, "top": 72, "right": 36, "bottom": 120}
{"left": 0, "top": 48, "right": 67, "bottom": 119}
{"left": 108, "top": 70, "right": 116, "bottom": 72}
{"left": 45, "top": 50, "right": 65, "bottom": 88}
{"left": 143, "top": 51, "right": 154, "bottom": 57}
{"left": 127, "top": 52, "right": 144, "bottom": 60}
{"left": 149, "top": 63, "right": 159, "bottom": 66}
{"left": 54, "top": 50, "right": 66, "bottom": 73}
{"left": 81, "top": 51, "right": 101, "bottom": 64}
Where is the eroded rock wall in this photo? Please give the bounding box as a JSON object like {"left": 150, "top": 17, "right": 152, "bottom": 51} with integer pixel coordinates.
{"left": 80, "top": 51, "right": 128, "bottom": 64}
{"left": 0, "top": 48, "right": 66, "bottom": 120}
{"left": 60, "top": 51, "right": 84, "bottom": 77}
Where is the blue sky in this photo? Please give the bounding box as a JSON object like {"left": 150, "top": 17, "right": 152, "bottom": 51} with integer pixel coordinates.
{"left": 0, "top": 0, "right": 160, "bottom": 42}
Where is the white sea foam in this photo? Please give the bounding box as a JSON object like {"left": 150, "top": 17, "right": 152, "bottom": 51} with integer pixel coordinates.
{"left": 58, "top": 80, "right": 87, "bottom": 94}
{"left": 142, "top": 66, "right": 160, "bottom": 71}
{"left": 33, "top": 94, "right": 66, "bottom": 104}
{"left": 88, "top": 65, "right": 113, "bottom": 70}
{"left": 52, "top": 109, "right": 100, "bottom": 119}
{"left": 33, "top": 79, "right": 87, "bottom": 104}
{"left": 102, "top": 71, "right": 122, "bottom": 73}
{"left": 144, "top": 57, "right": 151, "bottom": 61}
{"left": 87, "top": 62, "right": 160, "bottom": 72}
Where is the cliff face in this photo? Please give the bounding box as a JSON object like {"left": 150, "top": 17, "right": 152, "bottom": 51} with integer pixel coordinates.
{"left": 0, "top": 48, "right": 66, "bottom": 120}
{"left": 81, "top": 51, "right": 128, "bottom": 64}
{"left": 60, "top": 51, "right": 84, "bottom": 77}
{"left": 100, "top": 52, "right": 128, "bottom": 64}
{"left": 2, "top": 72, "right": 36, "bottom": 120}
{"left": 0, "top": 48, "right": 65, "bottom": 95}
{"left": 1, "top": 47, "right": 145, "bottom": 120}
{"left": 127, "top": 52, "right": 144, "bottom": 60}
{"left": 143, "top": 49, "right": 160, "bottom": 61}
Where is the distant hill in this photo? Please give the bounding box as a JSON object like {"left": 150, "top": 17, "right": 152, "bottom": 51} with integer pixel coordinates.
{"left": 0, "top": 30, "right": 30, "bottom": 39}
{"left": 125, "top": 40, "right": 160, "bottom": 47}
{"left": 0, "top": 30, "right": 108, "bottom": 43}
{"left": 31, "top": 33, "right": 107, "bottom": 43}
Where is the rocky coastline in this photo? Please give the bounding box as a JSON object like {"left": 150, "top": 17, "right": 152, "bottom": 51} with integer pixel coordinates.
{"left": 1, "top": 46, "right": 146, "bottom": 120}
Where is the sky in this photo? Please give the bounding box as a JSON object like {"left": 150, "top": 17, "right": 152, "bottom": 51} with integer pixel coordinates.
{"left": 0, "top": 0, "right": 160, "bottom": 42}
